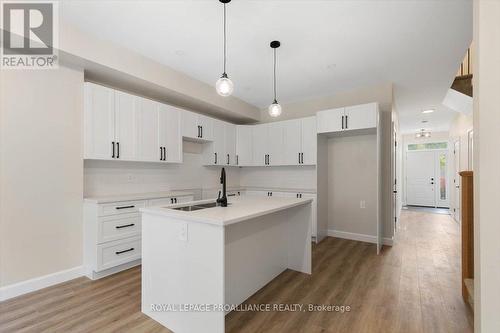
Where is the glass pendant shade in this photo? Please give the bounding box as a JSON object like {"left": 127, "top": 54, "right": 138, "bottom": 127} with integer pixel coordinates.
{"left": 268, "top": 101, "right": 282, "bottom": 117}
{"left": 216, "top": 74, "right": 234, "bottom": 96}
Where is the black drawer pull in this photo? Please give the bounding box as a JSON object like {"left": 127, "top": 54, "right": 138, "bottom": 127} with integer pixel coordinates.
{"left": 115, "top": 248, "right": 134, "bottom": 255}
{"left": 228, "top": 193, "right": 236, "bottom": 197}
{"left": 115, "top": 205, "right": 135, "bottom": 210}
{"left": 115, "top": 223, "right": 135, "bottom": 229}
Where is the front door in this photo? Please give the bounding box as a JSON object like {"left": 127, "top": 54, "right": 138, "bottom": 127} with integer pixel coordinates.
{"left": 406, "top": 150, "right": 450, "bottom": 208}
{"left": 406, "top": 151, "right": 436, "bottom": 207}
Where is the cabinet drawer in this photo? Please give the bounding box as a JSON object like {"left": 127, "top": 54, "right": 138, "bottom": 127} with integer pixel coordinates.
{"left": 96, "top": 237, "right": 141, "bottom": 272}
{"left": 98, "top": 213, "right": 141, "bottom": 244}
{"left": 98, "top": 200, "right": 146, "bottom": 216}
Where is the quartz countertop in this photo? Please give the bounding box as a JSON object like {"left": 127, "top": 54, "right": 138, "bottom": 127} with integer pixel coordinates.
{"left": 140, "top": 196, "right": 313, "bottom": 226}
{"left": 84, "top": 191, "right": 194, "bottom": 204}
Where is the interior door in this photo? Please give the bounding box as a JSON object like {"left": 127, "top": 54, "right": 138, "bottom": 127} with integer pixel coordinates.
{"left": 406, "top": 151, "right": 436, "bottom": 207}
{"left": 136, "top": 98, "right": 159, "bottom": 162}
{"left": 114, "top": 91, "right": 136, "bottom": 161}
{"left": 283, "top": 119, "right": 301, "bottom": 165}
{"left": 301, "top": 117, "right": 317, "bottom": 165}
{"left": 453, "top": 141, "right": 461, "bottom": 221}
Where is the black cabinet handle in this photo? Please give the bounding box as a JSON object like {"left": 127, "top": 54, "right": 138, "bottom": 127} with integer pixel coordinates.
{"left": 301, "top": 153, "right": 304, "bottom": 164}
{"left": 160, "top": 147, "right": 163, "bottom": 161}
{"left": 227, "top": 154, "right": 230, "bottom": 165}
{"left": 345, "top": 115, "right": 348, "bottom": 129}
{"left": 116, "top": 223, "right": 135, "bottom": 229}
{"left": 214, "top": 152, "right": 217, "bottom": 164}
{"left": 170, "top": 198, "right": 174, "bottom": 204}
{"left": 116, "top": 142, "right": 120, "bottom": 159}
{"left": 236, "top": 155, "right": 239, "bottom": 165}
{"left": 200, "top": 126, "right": 203, "bottom": 138}
{"left": 197, "top": 126, "right": 200, "bottom": 138}
{"left": 115, "top": 205, "right": 135, "bottom": 210}
{"left": 115, "top": 248, "right": 134, "bottom": 255}
{"left": 112, "top": 141, "right": 115, "bottom": 158}
{"left": 298, "top": 152, "right": 301, "bottom": 164}
{"left": 228, "top": 193, "right": 236, "bottom": 197}
{"left": 174, "top": 198, "right": 177, "bottom": 203}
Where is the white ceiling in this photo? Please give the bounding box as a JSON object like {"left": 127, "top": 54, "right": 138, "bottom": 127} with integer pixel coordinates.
{"left": 61, "top": 0, "right": 472, "bottom": 133}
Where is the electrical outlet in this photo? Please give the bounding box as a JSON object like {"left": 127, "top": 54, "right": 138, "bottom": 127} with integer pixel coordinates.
{"left": 179, "top": 223, "right": 188, "bottom": 242}
{"left": 360, "top": 200, "right": 366, "bottom": 209}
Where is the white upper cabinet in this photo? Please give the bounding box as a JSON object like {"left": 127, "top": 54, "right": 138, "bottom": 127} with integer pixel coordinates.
{"left": 283, "top": 119, "right": 302, "bottom": 165}
{"left": 84, "top": 83, "right": 115, "bottom": 160}
{"left": 344, "top": 103, "right": 378, "bottom": 131}
{"left": 158, "top": 104, "right": 182, "bottom": 163}
{"left": 252, "top": 124, "right": 268, "bottom": 166}
{"left": 135, "top": 98, "right": 159, "bottom": 162}
{"left": 267, "top": 122, "right": 284, "bottom": 166}
{"left": 182, "top": 111, "right": 214, "bottom": 141}
{"left": 316, "top": 107, "right": 344, "bottom": 134}
{"left": 316, "top": 103, "right": 378, "bottom": 134}
{"left": 198, "top": 115, "right": 214, "bottom": 141}
{"left": 236, "top": 125, "right": 253, "bottom": 166}
{"left": 300, "top": 116, "right": 317, "bottom": 165}
{"left": 225, "top": 123, "right": 236, "bottom": 166}
{"left": 203, "top": 120, "right": 225, "bottom": 165}
{"left": 114, "top": 91, "right": 137, "bottom": 161}
{"left": 181, "top": 110, "right": 199, "bottom": 139}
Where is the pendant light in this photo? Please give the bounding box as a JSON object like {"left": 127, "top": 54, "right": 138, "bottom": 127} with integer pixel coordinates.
{"left": 268, "top": 41, "right": 282, "bottom": 117}
{"left": 215, "top": 0, "right": 234, "bottom": 97}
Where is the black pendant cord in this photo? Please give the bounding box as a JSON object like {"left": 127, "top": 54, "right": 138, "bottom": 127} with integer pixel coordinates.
{"left": 223, "top": 3, "right": 227, "bottom": 76}
{"left": 273, "top": 47, "right": 277, "bottom": 103}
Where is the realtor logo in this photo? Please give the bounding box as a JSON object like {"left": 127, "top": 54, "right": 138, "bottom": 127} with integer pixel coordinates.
{"left": 1, "top": 1, "right": 58, "bottom": 69}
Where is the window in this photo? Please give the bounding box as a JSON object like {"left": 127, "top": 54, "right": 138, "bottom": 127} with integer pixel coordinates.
{"left": 439, "top": 152, "right": 447, "bottom": 200}
{"left": 407, "top": 142, "right": 448, "bottom": 151}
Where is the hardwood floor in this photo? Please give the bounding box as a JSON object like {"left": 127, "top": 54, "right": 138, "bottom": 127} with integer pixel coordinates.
{"left": 0, "top": 210, "right": 473, "bottom": 333}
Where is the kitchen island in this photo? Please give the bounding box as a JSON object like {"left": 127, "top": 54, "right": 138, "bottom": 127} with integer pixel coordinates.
{"left": 141, "top": 195, "right": 312, "bottom": 333}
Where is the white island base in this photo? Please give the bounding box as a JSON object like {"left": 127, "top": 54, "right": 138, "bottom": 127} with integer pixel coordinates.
{"left": 141, "top": 196, "right": 312, "bottom": 333}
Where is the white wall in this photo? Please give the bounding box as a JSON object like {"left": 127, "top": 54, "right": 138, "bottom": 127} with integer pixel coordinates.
{"left": 0, "top": 65, "right": 84, "bottom": 287}
{"left": 327, "top": 135, "right": 378, "bottom": 237}
{"left": 84, "top": 151, "right": 241, "bottom": 200}
{"left": 473, "top": 1, "right": 500, "bottom": 331}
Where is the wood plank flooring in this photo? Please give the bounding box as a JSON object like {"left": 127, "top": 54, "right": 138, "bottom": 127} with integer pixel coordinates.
{"left": 0, "top": 209, "right": 473, "bottom": 333}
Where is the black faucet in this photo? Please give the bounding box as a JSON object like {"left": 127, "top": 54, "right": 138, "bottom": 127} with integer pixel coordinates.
{"left": 216, "top": 167, "right": 228, "bottom": 207}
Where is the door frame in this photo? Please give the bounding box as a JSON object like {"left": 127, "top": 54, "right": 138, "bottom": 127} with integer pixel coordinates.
{"left": 453, "top": 139, "right": 461, "bottom": 222}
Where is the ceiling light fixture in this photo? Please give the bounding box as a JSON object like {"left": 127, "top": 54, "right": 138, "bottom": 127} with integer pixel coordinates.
{"left": 415, "top": 129, "right": 431, "bottom": 138}
{"left": 268, "top": 40, "right": 282, "bottom": 117}
{"left": 422, "top": 109, "right": 434, "bottom": 114}
{"left": 215, "top": 0, "right": 233, "bottom": 97}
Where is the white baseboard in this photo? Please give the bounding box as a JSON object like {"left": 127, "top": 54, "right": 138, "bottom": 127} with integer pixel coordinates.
{"left": 0, "top": 266, "right": 83, "bottom": 302}
{"left": 327, "top": 230, "right": 393, "bottom": 246}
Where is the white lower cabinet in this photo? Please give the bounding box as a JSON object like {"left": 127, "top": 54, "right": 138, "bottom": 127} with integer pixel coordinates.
{"left": 84, "top": 194, "right": 193, "bottom": 279}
